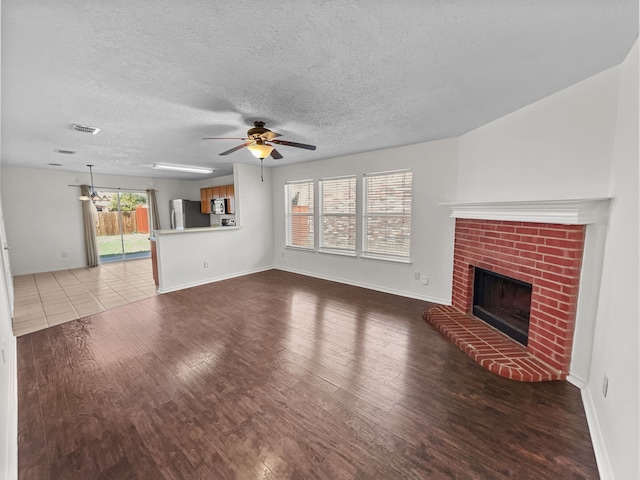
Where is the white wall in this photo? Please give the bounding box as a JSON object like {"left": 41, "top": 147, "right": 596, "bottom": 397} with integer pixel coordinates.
{"left": 586, "top": 42, "right": 639, "bottom": 480}
{"left": 0, "top": 192, "right": 17, "bottom": 480}
{"left": 155, "top": 163, "right": 274, "bottom": 292}
{"left": 457, "top": 66, "right": 620, "bottom": 202}
{"left": 271, "top": 139, "right": 459, "bottom": 303}
{"left": 0, "top": 2, "right": 19, "bottom": 475}
{"left": 0, "top": 166, "right": 201, "bottom": 275}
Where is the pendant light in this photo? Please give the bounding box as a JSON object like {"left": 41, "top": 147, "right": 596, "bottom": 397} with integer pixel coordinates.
{"left": 79, "top": 164, "right": 98, "bottom": 201}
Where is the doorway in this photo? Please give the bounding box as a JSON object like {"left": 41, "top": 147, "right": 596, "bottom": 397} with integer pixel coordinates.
{"left": 94, "top": 191, "right": 151, "bottom": 263}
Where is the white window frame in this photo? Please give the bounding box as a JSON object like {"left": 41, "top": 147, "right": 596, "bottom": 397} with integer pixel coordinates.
{"left": 319, "top": 175, "right": 357, "bottom": 256}
{"left": 362, "top": 169, "right": 413, "bottom": 262}
{"left": 285, "top": 180, "right": 315, "bottom": 250}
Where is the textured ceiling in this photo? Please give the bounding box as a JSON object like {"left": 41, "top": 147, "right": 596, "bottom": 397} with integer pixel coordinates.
{"left": 1, "top": 1, "right": 638, "bottom": 180}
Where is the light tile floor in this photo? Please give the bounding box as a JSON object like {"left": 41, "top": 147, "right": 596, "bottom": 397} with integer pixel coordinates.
{"left": 12, "top": 259, "right": 157, "bottom": 336}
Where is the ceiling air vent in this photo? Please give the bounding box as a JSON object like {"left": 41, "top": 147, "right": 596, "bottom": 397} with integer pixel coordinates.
{"left": 48, "top": 163, "right": 63, "bottom": 167}
{"left": 54, "top": 149, "right": 76, "bottom": 155}
{"left": 71, "top": 123, "right": 100, "bottom": 135}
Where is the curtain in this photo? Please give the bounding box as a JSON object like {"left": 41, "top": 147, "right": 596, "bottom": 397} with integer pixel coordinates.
{"left": 147, "top": 189, "right": 161, "bottom": 230}
{"left": 80, "top": 185, "right": 100, "bottom": 267}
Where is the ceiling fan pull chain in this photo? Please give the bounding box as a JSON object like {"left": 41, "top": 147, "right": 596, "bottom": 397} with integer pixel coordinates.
{"left": 261, "top": 158, "right": 264, "bottom": 182}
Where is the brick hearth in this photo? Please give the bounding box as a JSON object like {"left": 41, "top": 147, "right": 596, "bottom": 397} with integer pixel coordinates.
{"left": 425, "top": 218, "right": 586, "bottom": 381}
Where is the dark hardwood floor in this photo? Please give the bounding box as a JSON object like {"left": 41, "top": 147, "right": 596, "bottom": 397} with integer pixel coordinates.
{"left": 17, "top": 270, "right": 599, "bottom": 479}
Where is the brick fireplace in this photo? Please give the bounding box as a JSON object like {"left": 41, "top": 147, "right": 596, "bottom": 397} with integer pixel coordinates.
{"left": 452, "top": 219, "right": 585, "bottom": 373}
{"left": 424, "top": 198, "right": 609, "bottom": 382}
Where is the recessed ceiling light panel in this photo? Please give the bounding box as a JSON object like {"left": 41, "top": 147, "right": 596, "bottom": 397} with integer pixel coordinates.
{"left": 152, "top": 164, "right": 214, "bottom": 174}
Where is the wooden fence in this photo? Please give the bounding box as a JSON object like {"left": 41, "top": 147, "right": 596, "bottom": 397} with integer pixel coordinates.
{"left": 96, "top": 205, "right": 149, "bottom": 236}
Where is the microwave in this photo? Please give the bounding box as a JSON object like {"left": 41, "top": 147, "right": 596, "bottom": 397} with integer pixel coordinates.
{"left": 211, "top": 198, "right": 227, "bottom": 214}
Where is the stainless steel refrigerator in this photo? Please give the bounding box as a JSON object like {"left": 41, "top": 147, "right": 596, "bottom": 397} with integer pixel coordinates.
{"left": 170, "top": 199, "right": 210, "bottom": 230}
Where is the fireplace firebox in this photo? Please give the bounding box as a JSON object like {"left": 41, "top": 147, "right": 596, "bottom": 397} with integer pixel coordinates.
{"left": 472, "top": 267, "right": 532, "bottom": 346}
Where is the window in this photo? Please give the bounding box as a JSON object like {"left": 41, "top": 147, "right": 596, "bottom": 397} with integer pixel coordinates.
{"left": 363, "top": 170, "right": 413, "bottom": 260}
{"left": 320, "top": 176, "right": 356, "bottom": 254}
{"left": 285, "top": 180, "right": 314, "bottom": 249}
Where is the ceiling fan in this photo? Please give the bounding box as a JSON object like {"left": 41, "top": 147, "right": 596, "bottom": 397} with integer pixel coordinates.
{"left": 203, "top": 121, "right": 316, "bottom": 161}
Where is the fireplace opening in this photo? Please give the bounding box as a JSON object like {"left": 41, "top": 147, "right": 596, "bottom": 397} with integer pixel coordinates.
{"left": 472, "top": 267, "right": 532, "bottom": 346}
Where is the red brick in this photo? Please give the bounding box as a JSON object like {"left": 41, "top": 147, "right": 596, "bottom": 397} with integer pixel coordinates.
{"left": 519, "top": 250, "right": 544, "bottom": 261}
{"left": 535, "top": 335, "right": 564, "bottom": 352}
{"left": 479, "top": 223, "right": 498, "bottom": 231}
{"left": 517, "top": 266, "right": 541, "bottom": 278}
{"left": 541, "top": 256, "right": 582, "bottom": 269}
{"left": 537, "top": 246, "right": 568, "bottom": 257}
{"left": 531, "top": 310, "right": 561, "bottom": 327}
{"left": 530, "top": 341, "right": 555, "bottom": 359}
{"left": 501, "top": 233, "right": 522, "bottom": 242}
{"left": 541, "top": 271, "right": 574, "bottom": 285}
{"left": 536, "top": 296, "right": 559, "bottom": 309}
{"left": 536, "top": 302, "right": 570, "bottom": 320}
{"left": 539, "top": 229, "right": 568, "bottom": 239}
{"left": 567, "top": 230, "right": 585, "bottom": 240}
{"left": 495, "top": 239, "right": 516, "bottom": 248}
{"left": 515, "top": 257, "right": 537, "bottom": 268}
{"left": 514, "top": 242, "right": 539, "bottom": 252}
{"left": 516, "top": 227, "right": 540, "bottom": 235}
{"left": 538, "top": 287, "right": 572, "bottom": 305}
{"left": 519, "top": 235, "right": 546, "bottom": 245}
{"left": 536, "top": 278, "right": 562, "bottom": 291}
{"left": 561, "top": 284, "right": 579, "bottom": 296}
{"left": 498, "top": 247, "right": 520, "bottom": 257}
{"left": 545, "top": 238, "right": 584, "bottom": 249}
{"left": 536, "top": 261, "right": 567, "bottom": 275}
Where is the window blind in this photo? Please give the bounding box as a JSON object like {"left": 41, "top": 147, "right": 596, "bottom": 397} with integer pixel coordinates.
{"left": 363, "top": 170, "right": 412, "bottom": 258}
{"left": 320, "top": 176, "right": 356, "bottom": 252}
{"left": 285, "top": 180, "right": 314, "bottom": 249}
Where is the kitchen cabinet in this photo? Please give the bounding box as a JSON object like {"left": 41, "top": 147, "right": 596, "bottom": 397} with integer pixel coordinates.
{"left": 226, "top": 184, "right": 235, "bottom": 214}
{"left": 200, "top": 188, "right": 211, "bottom": 213}
{"left": 200, "top": 184, "right": 235, "bottom": 214}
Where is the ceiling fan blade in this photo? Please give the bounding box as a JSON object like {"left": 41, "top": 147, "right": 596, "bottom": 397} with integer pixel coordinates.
{"left": 270, "top": 148, "right": 283, "bottom": 160}
{"left": 202, "top": 137, "right": 248, "bottom": 140}
{"left": 219, "top": 143, "right": 251, "bottom": 155}
{"left": 270, "top": 139, "right": 316, "bottom": 151}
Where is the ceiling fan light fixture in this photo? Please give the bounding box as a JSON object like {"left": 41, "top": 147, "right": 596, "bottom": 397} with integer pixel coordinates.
{"left": 247, "top": 143, "right": 274, "bottom": 159}
{"left": 152, "top": 164, "right": 214, "bottom": 174}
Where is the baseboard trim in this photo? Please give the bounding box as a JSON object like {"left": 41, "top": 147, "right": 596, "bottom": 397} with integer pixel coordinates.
{"left": 566, "top": 373, "right": 586, "bottom": 389}
{"left": 275, "top": 266, "right": 451, "bottom": 305}
{"left": 581, "top": 387, "right": 614, "bottom": 480}
{"left": 157, "top": 266, "right": 273, "bottom": 294}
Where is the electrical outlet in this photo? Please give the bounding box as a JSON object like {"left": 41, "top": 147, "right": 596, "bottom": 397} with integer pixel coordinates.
{"left": 61, "top": 251, "right": 68, "bottom": 258}
{"left": 281, "top": 252, "right": 285, "bottom": 258}
{"left": 421, "top": 275, "right": 430, "bottom": 285}
{"left": 602, "top": 375, "right": 609, "bottom": 397}
{"left": 414, "top": 271, "right": 420, "bottom": 280}
{"left": 203, "top": 261, "right": 209, "bottom": 268}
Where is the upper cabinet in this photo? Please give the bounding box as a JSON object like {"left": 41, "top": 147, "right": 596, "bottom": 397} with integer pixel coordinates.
{"left": 200, "top": 184, "right": 235, "bottom": 214}
{"left": 226, "top": 185, "right": 235, "bottom": 214}
{"left": 201, "top": 187, "right": 211, "bottom": 214}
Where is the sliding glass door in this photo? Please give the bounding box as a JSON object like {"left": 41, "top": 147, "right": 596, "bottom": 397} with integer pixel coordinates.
{"left": 94, "top": 191, "right": 151, "bottom": 262}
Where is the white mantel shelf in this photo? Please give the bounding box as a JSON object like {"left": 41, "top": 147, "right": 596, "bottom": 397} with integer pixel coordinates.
{"left": 440, "top": 198, "right": 612, "bottom": 225}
